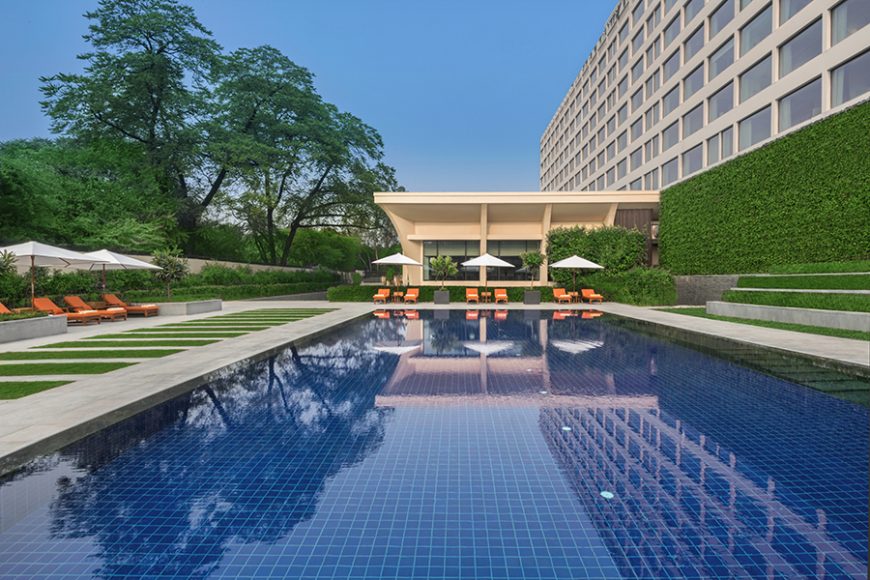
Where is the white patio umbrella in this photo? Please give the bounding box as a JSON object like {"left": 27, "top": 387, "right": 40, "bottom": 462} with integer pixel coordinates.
{"left": 462, "top": 253, "right": 514, "bottom": 292}
{"left": 462, "top": 341, "right": 515, "bottom": 355}
{"left": 0, "top": 241, "right": 106, "bottom": 302}
{"left": 372, "top": 252, "right": 422, "bottom": 286}
{"left": 550, "top": 339, "right": 604, "bottom": 355}
{"left": 548, "top": 255, "right": 603, "bottom": 291}
{"left": 76, "top": 249, "right": 162, "bottom": 289}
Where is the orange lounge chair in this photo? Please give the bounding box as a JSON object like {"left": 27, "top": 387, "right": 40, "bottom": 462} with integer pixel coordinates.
{"left": 553, "top": 288, "right": 573, "bottom": 304}
{"left": 494, "top": 288, "right": 508, "bottom": 304}
{"left": 553, "top": 310, "right": 577, "bottom": 320}
{"left": 64, "top": 295, "right": 127, "bottom": 321}
{"left": 404, "top": 288, "right": 419, "bottom": 304}
{"left": 582, "top": 310, "right": 603, "bottom": 319}
{"left": 404, "top": 309, "right": 420, "bottom": 320}
{"left": 581, "top": 288, "right": 604, "bottom": 304}
{"left": 33, "top": 297, "right": 101, "bottom": 325}
{"left": 494, "top": 310, "right": 508, "bottom": 321}
{"left": 0, "top": 302, "right": 11, "bottom": 315}
{"left": 373, "top": 309, "right": 390, "bottom": 319}
{"left": 103, "top": 294, "right": 159, "bottom": 317}
{"left": 373, "top": 288, "right": 390, "bottom": 304}
{"left": 465, "top": 309, "right": 479, "bottom": 320}
{"left": 466, "top": 288, "right": 479, "bottom": 304}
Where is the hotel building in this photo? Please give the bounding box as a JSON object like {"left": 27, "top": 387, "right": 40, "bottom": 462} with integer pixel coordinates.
{"left": 540, "top": 0, "right": 870, "bottom": 192}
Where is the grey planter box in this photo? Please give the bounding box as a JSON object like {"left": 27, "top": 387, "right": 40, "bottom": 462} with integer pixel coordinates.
{"left": 153, "top": 299, "right": 223, "bottom": 316}
{"left": 0, "top": 315, "right": 67, "bottom": 344}
{"left": 523, "top": 290, "right": 541, "bottom": 305}
{"left": 433, "top": 290, "right": 450, "bottom": 305}
{"left": 706, "top": 301, "right": 870, "bottom": 332}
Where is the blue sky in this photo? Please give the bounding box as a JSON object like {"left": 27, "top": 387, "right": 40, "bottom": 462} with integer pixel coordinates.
{"left": 0, "top": 0, "right": 616, "bottom": 191}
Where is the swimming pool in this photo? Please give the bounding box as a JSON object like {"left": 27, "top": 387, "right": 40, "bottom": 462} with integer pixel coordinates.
{"left": 0, "top": 310, "right": 867, "bottom": 579}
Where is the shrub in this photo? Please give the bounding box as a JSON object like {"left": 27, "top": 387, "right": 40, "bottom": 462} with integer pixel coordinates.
{"left": 429, "top": 256, "right": 458, "bottom": 288}
{"left": 546, "top": 226, "right": 645, "bottom": 277}
{"left": 152, "top": 249, "right": 189, "bottom": 298}
{"left": 520, "top": 251, "right": 544, "bottom": 288}
{"left": 737, "top": 274, "right": 870, "bottom": 290}
{"left": 722, "top": 290, "right": 870, "bottom": 312}
{"left": 660, "top": 101, "right": 870, "bottom": 274}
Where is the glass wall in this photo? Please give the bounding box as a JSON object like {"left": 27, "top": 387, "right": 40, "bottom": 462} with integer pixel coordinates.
{"left": 487, "top": 240, "right": 541, "bottom": 281}
{"left": 779, "top": 78, "right": 821, "bottom": 130}
{"left": 423, "top": 240, "right": 480, "bottom": 281}
{"left": 739, "top": 106, "right": 771, "bottom": 150}
{"left": 832, "top": 0, "right": 870, "bottom": 45}
{"left": 779, "top": 19, "right": 821, "bottom": 77}
{"left": 740, "top": 4, "right": 772, "bottom": 56}
{"left": 831, "top": 50, "right": 870, "bottom": 107}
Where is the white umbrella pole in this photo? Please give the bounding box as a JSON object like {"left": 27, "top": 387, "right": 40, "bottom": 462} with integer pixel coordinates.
{"left": 30, "top": 255, "right": 35, "bottom": 304}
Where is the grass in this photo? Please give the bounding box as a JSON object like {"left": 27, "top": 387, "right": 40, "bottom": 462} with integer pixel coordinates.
{"left": 0, "top": 350, "right": 183, "bottom": 360}
{"left": 766, "top": 260, "right": 870, "bottom": 274}
{"left": 0, "top": 362, "right": 134, "bottom": 376}
{"left": 104, "top": 331, "right": 248, "bottom": 338}
{"left": 160, "top": 323, "right": 275, "bottom": 328}
{"left": 0, "top": 381, "right": 72, "bottom": 399}
{"left": 738, "top": 274, "right": 870, "bottom": 290}
{"left": 722, "top": 290, "right": 870, "bottom": 312}
{"left": 38, "top": 339, "right": 219, "bottom": 348}
{"left": 660, "top": 307, "right": 870, "bottom": 341}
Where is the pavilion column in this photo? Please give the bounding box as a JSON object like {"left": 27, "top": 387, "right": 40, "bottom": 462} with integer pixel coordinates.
{"left": 479, "top": 204, "right": 488, "bottom": 287}
{"left": 540, "top": 203, "right": 552, "bottom": 285}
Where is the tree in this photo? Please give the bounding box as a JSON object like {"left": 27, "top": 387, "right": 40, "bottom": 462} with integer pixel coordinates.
{"left": 520, "top": 251, "right": 544, "bottom": 288}
{"left": 152, "top": 248, "right": 189, "bottom": 297}
{"left": 40, "top": 0, "right": 221, "bottom": 227}
{"left": 429, "top": 256, "right": 458, "bottom": 289}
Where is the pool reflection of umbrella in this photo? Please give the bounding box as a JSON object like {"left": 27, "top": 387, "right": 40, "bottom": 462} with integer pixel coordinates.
{"left": 462, "top": 253, "right": 514, "bottom": 293}
{"left": 549, "top": 255, "right": 603, "bottom": 292}
{"left": 462, "top": 341, "right": 515, "bottom": 355}
{"left": 550, "top": 339, "right": 603, "bottom": 354}
{"left": 371, "top": 344, "right": 422, "bottom": 355}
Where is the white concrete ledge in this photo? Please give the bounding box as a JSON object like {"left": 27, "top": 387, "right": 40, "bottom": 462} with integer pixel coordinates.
{"left": 153, "top": 299, "right": 222, "bottom": 316}
{"left": 707, "top": 301, "right": 870, "bottom": 332}
{"left": 0, "top": 316, "right": 67, "bottom": 344}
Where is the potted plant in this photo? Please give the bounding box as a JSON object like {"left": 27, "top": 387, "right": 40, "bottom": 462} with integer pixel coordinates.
{"left": 152, "top": 248, "right": 190, "bottom": 298}
{"left": 520, "top": 251, "right": 544, "bottom": 305}
{"left": 429, "top": 256, "right": 457, "bottom": 304}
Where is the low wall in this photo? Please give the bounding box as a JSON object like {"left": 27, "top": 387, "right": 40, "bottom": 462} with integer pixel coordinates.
{"left": 675, "top": 275, "right": 739, "bottom": 305}
{"left": 249, "top": 292, "right": 327, "bottom": 301}
{"left": 153, "top": 300, "right": 222, "bottom": 316}
{"left": 706, "top": 301, "right": 870, "bottom": 332}
{"left": 0, "top": 316, "right": 67, "bottom": 344}
{"left": 130, "top": 255, "right": 309, "bottom": 275}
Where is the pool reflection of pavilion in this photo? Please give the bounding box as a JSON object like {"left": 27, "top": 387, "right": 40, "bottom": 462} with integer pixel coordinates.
{"left": 374, "top": 316, "right": 659, "bottom": 409}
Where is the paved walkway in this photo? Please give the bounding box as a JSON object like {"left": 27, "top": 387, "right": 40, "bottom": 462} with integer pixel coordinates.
{"left": 1, "top": 299, "right": 867, "bottom": 474}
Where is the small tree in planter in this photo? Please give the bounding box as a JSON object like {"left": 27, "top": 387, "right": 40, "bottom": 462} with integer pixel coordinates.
{"left": 429, "top": 256, "right": 457, "bottom": 304}
{"left": 152, "top": 249, "right": 189, "bottom": 299}
{"left": 520, "top": 251, "right": 544, "bottom": 304}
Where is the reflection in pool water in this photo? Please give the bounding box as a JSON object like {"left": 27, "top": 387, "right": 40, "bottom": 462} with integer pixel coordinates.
{"left": 0, "top": 310, "right": 867, "bottom": 579}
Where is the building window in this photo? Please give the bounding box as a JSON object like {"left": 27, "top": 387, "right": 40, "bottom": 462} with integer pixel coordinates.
{"left": 597, "top": 175, "right": 606, "bottom": 189}
{"left": 618, "top": 105, "right": 628, "bottom": 126}
{"left": 631, "top": 147, "right": 644, "bottom": 170}
{"left": 741, "top": 0, "right": 753, "bottom": 8}
{"left": 607, "top": 115, "right": 616, "bottom": 135}
{"left": 780, "top": 0, "right": 811, "bottom": 23}
{"left": 779, "top": 78, "right": 821, "bottom": 130}
{"left": 487, "top": 241, "right": 542, "bottom": 281}
{"left": 708, "top": 82, "right": 734, "bottom": 121}
{"left": 739, "top": 106, "right": 771, "bottom": 150}
{"left": 666, "top": 0, "right": 680, "bottom": 12}
{"left": 632, "top": 59, "right": 645, "bottom": 82}
{"left": 710, "top": 0, "right": 735, "bottom": 37}
{"left": 423, "top": 241, "right": 479, "bottom": 281}
{"left": 647, "top": 5, "right": 662, "bottom": 30}
{"left": 617, "top": 159, "right": 627, "bottom": 178}
{"left": 709, "top": 37, "right": 734, "bottom": 80}
{"left": 617, "top": 130, "right": 628, "bottom": 152}
{"left": 832, "top": 0, "right": 870, "bottom": 44}
{"left": 645, "top": 70, "right": 661, "bottom": 98}
{"left": 740, "top": 4, "right": 772, "bottom": 56}
{"left": 779, "top": 19, "right": 822, "bottom": 77}
{"left": 707, "top": 134, "right": 721, "bottom": 164}
{"left": 682, "top": 144, "right": 704, "bottom": 176}
{"left": 633, "top": 30, "right": 645, "bottom": 53}
{"left": 684, "top": 25, "right": 705, "bottom": 62}
{"left": 631, "top": 118, "right": 644, "bottom": 140}
{"left": 664, "top": 16, "right": 681, "bottom": 46}
{"left": 721, "top": 126, "right": 734, "bottom": 158}
{"left": 739, "top": 55, "right": 771, "bottom": 102}
{"left": 663, "top": 120, "right": 680, "bottom": 150}
{"left": 662, "top": 51, "right": 680, "bottom": 81}
{"left": 685, "top": 0, "right": 705, "bottom": 23}
{"left": 683, "top": 103, "right": 704, "bottom": 137}
{"left": 645, "top": 102, "right": 660, "bottom": 129}
{"left": 683, "top": 64, "right": 705, "bottom": 99}
{"left": 618, "top": 76, "right": 629, "bottom": 98}
{"left": 630, "top": 178, "right": 643, "bottom": 190}
{"left": 662, "top": 157, "right": 680, "bottom": 185}
{"left": 607, "top": 140, "right": 616, "bottom": 160}
{"left": 606, "top": 166, "right": 616, "bottom": 185}
{"left": 663, "top": 85, "right": 680, "bottom": 116}
{"left": 644, "top": 168, "right": 659, "bottom": 189}
{"left": 632, "top": 88, "right": 644, "bottom": 112}
{"left": 646, "top": 38, "right": 661, "bottom": 66}
{"left": 619, "top": 49, "right": 629, "bottom": 72}
{"left": 831, "top": 50, "right": 870, "bottom": 106}
{"left": 645, "top": 134, "right": 660, "bottom": 159}
{"left": 619, "top": 22, "right": 630, "bottom": 44}
{"left": 633, "top": 1, "right": 646, "bottom": 24}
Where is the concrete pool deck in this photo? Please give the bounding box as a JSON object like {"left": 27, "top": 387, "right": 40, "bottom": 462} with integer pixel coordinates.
{"left": 0, "top": 299, "right": 867, "bottom": 475}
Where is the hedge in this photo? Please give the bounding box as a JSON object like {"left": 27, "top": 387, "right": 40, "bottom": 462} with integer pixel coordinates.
{"left": 0, "top": 311, "right": 47, "bottom": 322}
{"left": 737, "top": 274, "right": 870, "bottom": 290}
{"left": 124, "top": 282, "right": 331, "bottom": 302}
{"left": 328, "top": 268, "right": 675, "bottom": 306}
{"left": 766, "top": 260, "right": 870, "bottom": 274}
{"left": 722, "top": 290, "right": 870, "bottom": 312}
{"left": 546, "top": 226, "right": 646, "bottom": 274}
{"left": 659, "top": 101, "right": 870, "bottom": 274}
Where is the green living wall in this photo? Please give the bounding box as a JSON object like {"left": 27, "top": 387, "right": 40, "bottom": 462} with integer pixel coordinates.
{"left": 659, "top": 101, "right": 870, "bottom": 274}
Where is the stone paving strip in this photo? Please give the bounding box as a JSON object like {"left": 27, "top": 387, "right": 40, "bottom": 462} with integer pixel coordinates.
{"left": 0, "top": 307, "right": 335, "bottom": 401}
{"left": 0, "top": 302, "right": 368, "bottom": 474}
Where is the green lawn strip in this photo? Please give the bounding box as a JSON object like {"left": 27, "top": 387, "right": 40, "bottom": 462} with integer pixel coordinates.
{"left": 0, "top": 381, "right": 72, "bottom": 399}
{"left": 157, "top": 325, "right": 275, "bottom": 331}
{"left": 659, "top": 308, "right": 870, "bottom": 341}
{"left": 737, "top": 274, "right": 870, "bottom": 290}
{"left": 0, "top": 350, "right": 183, "bottom": 360}
{"left": 0, "top": 362, "right": 134, "bottom": 376}
{"left": 83, "top": 332, "right": 244, "bottom": 339}
{"left": 767, "top": 260, "right": 870, "bottom": 274}
{"left": 722, "top": 290, "right": 870, "bottom": 312}
{"left": 37, "top": 339, "right": 219, "bottom": 348}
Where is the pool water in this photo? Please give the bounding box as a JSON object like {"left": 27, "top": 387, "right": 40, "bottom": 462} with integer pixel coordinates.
{"left": 0, "top": 310, "right": 867, "bottom": 579}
